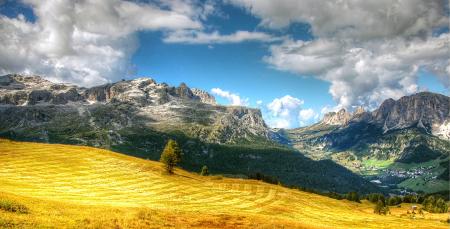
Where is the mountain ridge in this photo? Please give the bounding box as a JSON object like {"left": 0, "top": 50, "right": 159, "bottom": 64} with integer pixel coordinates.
{"left": 317, "top": 92, "right": 450, "bottom": 140}
{"left": 285, "top": 92, "right": 450, "bottom": 194}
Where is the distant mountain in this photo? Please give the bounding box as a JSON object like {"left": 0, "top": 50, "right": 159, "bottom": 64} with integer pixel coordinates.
{"left": 0, "top": 74, "right": 380, "bottom": 194}
{"left": 285, "top": 92, "right": 450, "bottom": 194}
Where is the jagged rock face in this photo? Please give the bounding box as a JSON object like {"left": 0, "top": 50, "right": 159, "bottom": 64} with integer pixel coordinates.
{"left": 191, "top": 88, "right": 216, "bottom": 105}
{"left": 287, "top": 92, "right": 450, "bottom": 158}
{"left": 0, "top": 74, "right": 270, "bottom": 144}
{"left": 0, "top": 74, "right": 82, "bottom": 105}
{"left": 371, "top": 92, "right": 450, "bottom": 137}
{"left": 317, "top": 92, "right": 450, "bottom": 140}
{"left": 321, "top": 109, "right": 352, "bottom": 125}
{"left": 209, "top": 107, "right": 269, "bottom": 143}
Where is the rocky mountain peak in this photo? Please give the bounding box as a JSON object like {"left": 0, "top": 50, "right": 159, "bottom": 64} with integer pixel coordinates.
{"left": 0, "top": 74, "right": 221, "bottom": 107}
{"left": 321, "top": 108, "right": 352, "bottom": 125}
{"left": 354, "top": 106, "right": 365, "bottom": 115}
{"left": 191, "top": 88, "right": 216, "bottom": 105}
{"left": 371, "top": 92, "right": 450, "bottom": 138}
{"left": 0, "top": 74, "right": 270, "bottom": 144}
{"left": 317, "top": 92, "right": 450, "bottom": 140}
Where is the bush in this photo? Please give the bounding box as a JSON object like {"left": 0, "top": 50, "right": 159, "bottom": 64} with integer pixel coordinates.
{"left": 374, "top": 200, "right": 389, "bottom": 215}
{"left": 0, "top": 199, "right": 29, "bottom": 214}
{"left": 248, "top": 172, "right": 279, "bottom": 185}
{"left": 402, "top": 194, "right": 417, "bottom": 203}
{"left": 345, "top": 191, "right": 361, "bottom": 203}
{"left": 387, "top": 196, "right": 402, "bottom": 206}
{"left": 200, "top": 165, "right": 209, "bottom": 176}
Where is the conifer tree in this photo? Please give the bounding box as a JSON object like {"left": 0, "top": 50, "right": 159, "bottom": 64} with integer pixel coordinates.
{"left": 160, "top": 139, "right": 182, "bottom": 174}
{"left": 200, "top": 165, "right": 209, "bottom": 176}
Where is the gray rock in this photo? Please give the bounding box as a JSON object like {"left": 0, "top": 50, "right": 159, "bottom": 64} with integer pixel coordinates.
{"left": 0, "top": 74, "right": 272, "bottom": 144}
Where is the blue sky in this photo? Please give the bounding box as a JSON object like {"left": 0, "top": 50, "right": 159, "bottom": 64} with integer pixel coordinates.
{"left": 0, "top": 0, "right": 449, "bottom": 128}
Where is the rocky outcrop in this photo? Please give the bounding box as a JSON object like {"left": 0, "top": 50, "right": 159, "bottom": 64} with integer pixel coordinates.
{"left": 192, "top": 88, "right": 216, "bottom": 105}
{"left": 321, "top": 109, "right": 352, "bottom": 125}
{"left": 318, "top": 92, "right": 450, "bottom": 140}
{"left": 371, "top": 92, "right": 450, "bottom": 137}
{"left": 0, "top": 74, "right": 271, "bottom": 144}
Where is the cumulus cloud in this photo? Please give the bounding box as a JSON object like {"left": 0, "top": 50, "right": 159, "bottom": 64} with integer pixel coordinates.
{"left": 211, "top": 88, "right": 249, "bottom": 106}
{"left": 163, "top": 30, "right": 279, "bottom": 44}
{"left": 229, "top": 0, "right": 450, "bottom": 109}
{"left": 298, "top": 108, "right": 316, "bottom": 126}
{"left": 228, "top": 0, "right": 447, "bottom": 39}
{"left": 263, "top": 95, "right": 315, "bottom": 128}
{"left": 267, "top": 35, "right": 449, "bottom": 109}
{"left": 0, "top": 0, "right": 203, "bottom": 86}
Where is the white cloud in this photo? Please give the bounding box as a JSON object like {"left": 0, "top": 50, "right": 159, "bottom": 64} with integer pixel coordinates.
{"left": 211, "top": 88, "right": 249, "bottom": 106}
{"left": 256, "top": 100, "right": 263, "bottom": 106}
{"left": 0, "top": 0, "right": 203, "bottom": 87}
{"left": 266, "top": 35, "right": 449, "bottom": 109}
{"left": 264, "top": 95, "right": 304, "bottom": 128}
{"left": 229, "top": 0, "right": 450, "bottom": 109}
{"left": 163, "top": 30, "right": 279, "bottom": 44}
{"left": 228, "top": 0, "right": 447, "bottom": 39}
{"left": 299, "top": 108, "right": 315, "bottom": 121}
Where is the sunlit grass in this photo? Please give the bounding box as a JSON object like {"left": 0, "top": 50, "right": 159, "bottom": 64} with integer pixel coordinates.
{"left": 0, "top": 139, "right": 448, "bottom": 228}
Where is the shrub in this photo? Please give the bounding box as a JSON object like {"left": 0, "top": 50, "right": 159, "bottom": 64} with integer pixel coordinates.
{"left": 160, "top": 139, "right": 182, "bottom": 174}
{"left": 200, "top": 165, "right": 209, "bottom": 176}
{"left": 248, "top": 172, "right": 279, "bottom": 184}
{"left": 374, "top": 200, "right": 389, "bottom": 215}
{"left": 0, "top": 199, "right": 29, "bottom": 214}
{"left": 345, "top": 191, "right": 361, "bottom": 203}
{"left": 327, "top": 192, "right": 344, "bottom": 200}
{"left": 387, "top": 196, "right": 402, "bottom": 206}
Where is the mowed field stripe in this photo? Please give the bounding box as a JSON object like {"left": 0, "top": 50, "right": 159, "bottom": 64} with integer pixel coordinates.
{"left": 0, "top": 139, "right": 448, "bottom": 229}
{"left": 0, "top": 139, "right": 280, "bottom": 212}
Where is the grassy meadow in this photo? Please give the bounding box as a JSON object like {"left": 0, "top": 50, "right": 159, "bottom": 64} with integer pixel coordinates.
{"left": 0, "top": 139, "right": 448, "bottom": 228}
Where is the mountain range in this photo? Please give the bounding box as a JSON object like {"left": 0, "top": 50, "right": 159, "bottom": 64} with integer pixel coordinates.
{"left": 1, "top": 73, "right": 448, "bottom": 194}
{"left": 285, "top": 92, "right": 450, "bottom": 194}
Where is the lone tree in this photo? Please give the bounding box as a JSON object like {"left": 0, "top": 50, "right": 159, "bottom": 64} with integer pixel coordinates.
{"left": 159, "top": 139, "right": 182, "bottom": 174}
{"left": 200, "top": 165, "right": 209, "bottom": 176}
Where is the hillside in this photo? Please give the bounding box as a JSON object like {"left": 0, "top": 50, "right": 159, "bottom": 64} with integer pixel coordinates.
{"left": 0, "top": 139, "right": 448, "bottom": 228}
{"left": 284, "top": 92, "right": 450, "bottom": 194}
{"left": 0, "top": 74, "right": 379, "bottom": 194}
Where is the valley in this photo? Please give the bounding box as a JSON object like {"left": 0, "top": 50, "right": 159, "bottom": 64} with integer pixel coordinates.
{"left": 285, "top": 93, "right": 450, "bottom": 194}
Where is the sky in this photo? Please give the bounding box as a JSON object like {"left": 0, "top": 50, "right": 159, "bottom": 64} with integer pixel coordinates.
{"left": 0, "top": 0, "right": 449, "bottom": 128}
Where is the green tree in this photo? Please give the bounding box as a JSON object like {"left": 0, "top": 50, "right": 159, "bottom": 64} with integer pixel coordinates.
{"left": 387, "top": 196, "right": 402, "bottom": 206}
{"left": 200, "top": 165, "right": 209, "bottom": 176}
{"left": 423, "top": 195, "right": 448, "bottom": 213}
{"left": 346, "top": 191, "right": 360, "bottom": 203}
{"left": 366, "top": 193, "right": 385, "bottom": 203}
{"left": 159, "top": 139, "right": 182, "bottom": 174}
{"left": 374, "top": 200, "right": 390, "bottom": 215}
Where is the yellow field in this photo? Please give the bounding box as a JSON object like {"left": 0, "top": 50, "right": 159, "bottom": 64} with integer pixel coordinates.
{"left": 0, "top": 139, "right": 448, "bottom": 228}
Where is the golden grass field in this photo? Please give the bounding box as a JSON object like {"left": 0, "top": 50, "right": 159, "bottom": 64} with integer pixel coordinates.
{"left": 0, "top": 138, "right": 448, "bottom": 228}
